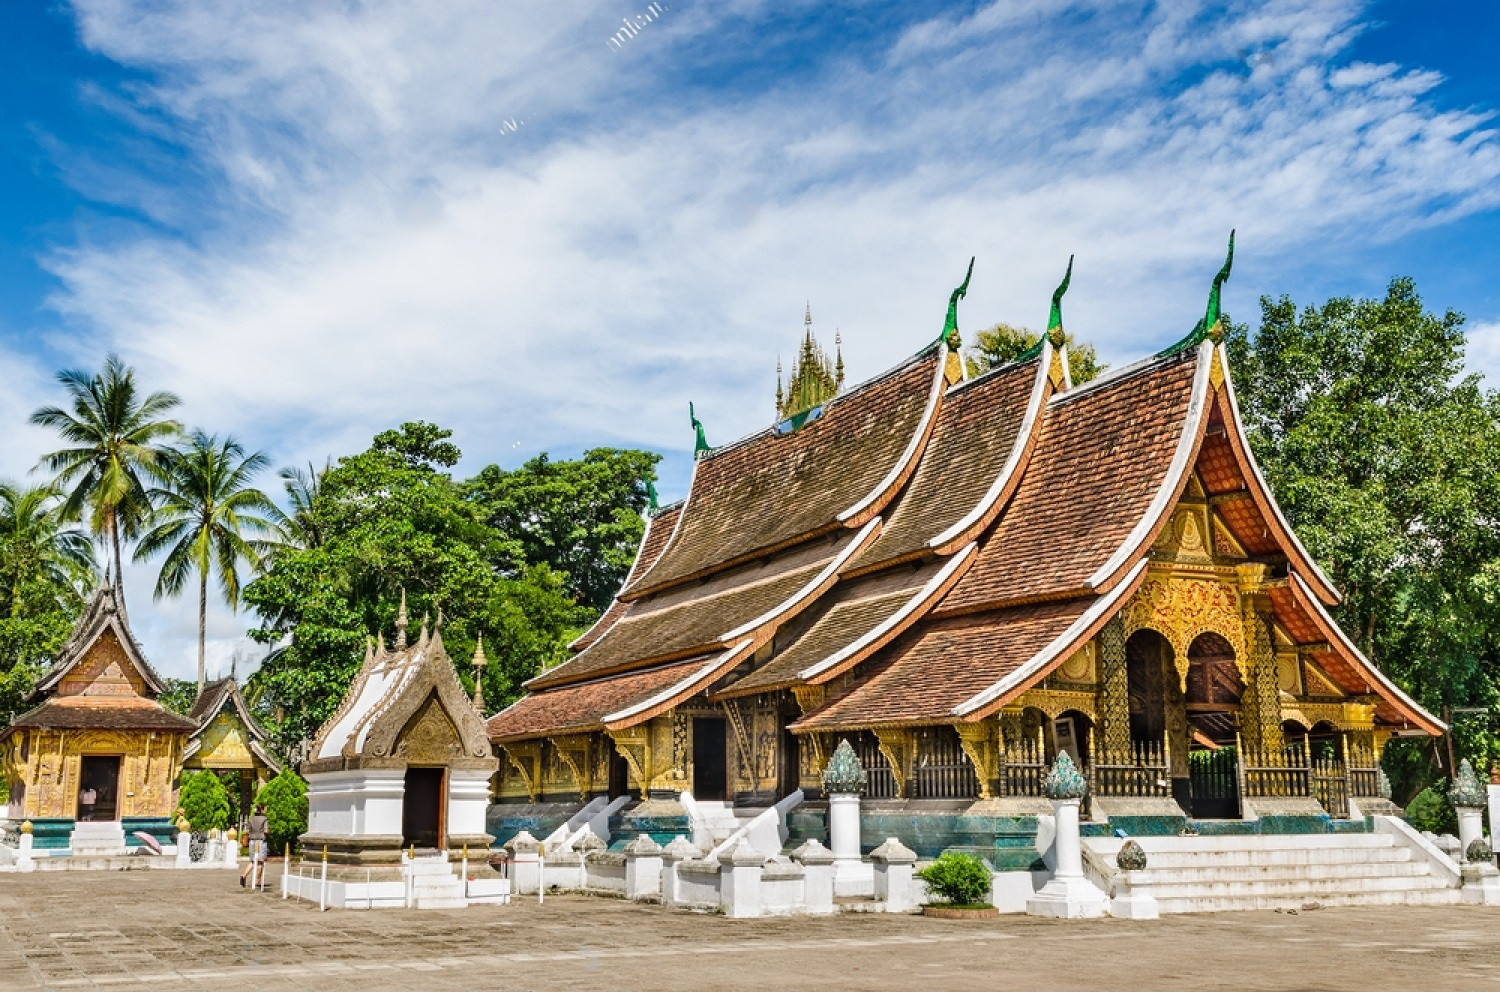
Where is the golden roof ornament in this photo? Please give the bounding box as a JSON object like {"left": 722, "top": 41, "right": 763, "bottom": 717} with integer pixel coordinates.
{"left": 395, "top": 588, "right": 409, "bottom": 650}
{"left": 470, "top": 634, "right": 488, "bottom": 712}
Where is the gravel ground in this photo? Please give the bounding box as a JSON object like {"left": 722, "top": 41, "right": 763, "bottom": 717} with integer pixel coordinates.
{"left": 2, "top": 870, "right": 1498, "bottom": 991}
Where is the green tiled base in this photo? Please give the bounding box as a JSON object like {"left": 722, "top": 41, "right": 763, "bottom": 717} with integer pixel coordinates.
{"left": 486, "top": 801, "right": 584, "bottom": 847}
{"left": 613, "top": 811, "right": 689, "bottom": 847}
{"left": 24, "top": 818, "right": 75, "bottom": 850}
{"left": 1106, "top": 815, "right": 1189, "bottom": 837}
{"left": 122, "top": 817, "right": 174, "bottom": 847}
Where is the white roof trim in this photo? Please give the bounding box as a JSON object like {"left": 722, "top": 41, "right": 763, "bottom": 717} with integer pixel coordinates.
{"left": 836, "top": 348, "right": 946, "bottom": 523}
{"left": 953, "top": 558, "right": 1149, "bottom": 718}
{"left": 1290, "top": 572, "right": 1443, "bottom": 731}
{"left": 719, "top": 518, "right": 881, "bottom": 641}
{"left": 621, "top": 454, "right": 697, "bottom": 596}
{"left": 798, "top": 543, "right": 977, "bottom": 681}
{"left": 1084, "top": 340, "right": 1214, "bottom": 591}
{"left": 1219, "top": 344, "right": 1341, "bottom": 604}
{"left": 929, "top": 343, "right": 1052, "bottom": 549}
{"left": 602, "top": 641, "right": 752, "bottom": 724}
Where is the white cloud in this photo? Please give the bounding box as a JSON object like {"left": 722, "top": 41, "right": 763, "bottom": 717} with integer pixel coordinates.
{"left": 16, "top": 0, "right": 1500, "bottom": 673}
{"left": 1466, "top": 320, "right": 1500, "bottom": 387}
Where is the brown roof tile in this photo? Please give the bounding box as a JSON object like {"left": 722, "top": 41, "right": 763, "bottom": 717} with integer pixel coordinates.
{"left": 488, "top": 657, "right": 711, "bottom": 741}
{"left": 626, "top": 354, "right": 941, "bottom": 595}
{"left": 790, "top": 597, "right": 1096, "bottom": 730}
{"left": 569, "top": 503, "right": 683, "bottom": 653}
{"left": 5, "top": 696, "right": 198, "bottom": 733}
{"left": 853, "top": 357, "right": 1043, "bottom": 570}
{"left": 939, "top": 350, "right": 1203, "bottom": 612}
{"left": 716, "top": 563, "right": 943, "bottom": 696}
{"left": 527, "top": 532, "right": 855, "bottom": 690}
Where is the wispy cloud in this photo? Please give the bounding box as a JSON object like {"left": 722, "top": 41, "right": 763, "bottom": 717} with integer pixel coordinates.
{"left": 14, "top": 0, "right": 1500, "bottom": 677}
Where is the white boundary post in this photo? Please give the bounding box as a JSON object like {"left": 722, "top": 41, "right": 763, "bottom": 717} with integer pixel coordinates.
{"left": 538, "top": 843, "right": 546, "bottom": 906}
{"left": 319, "top": 846, "right": 329, "bottom": 912}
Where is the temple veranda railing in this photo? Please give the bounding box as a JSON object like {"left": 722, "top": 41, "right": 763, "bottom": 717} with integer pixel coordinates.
{"left": 1236, "top": 732, "right": 1357, "bottom": 818}
{"left": 1088, "top": 738, "right": 1171, "bottom": 800}
{"left": 910, "top": 727, "right": 981, "bottom": 801}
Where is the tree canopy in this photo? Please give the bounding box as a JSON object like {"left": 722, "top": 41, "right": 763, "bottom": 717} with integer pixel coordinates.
{"left": 1226, "top": 277, "right": 1500, "bottom": 795}
{"left": 969, "top": 322, "right": 1105, "bottom": 384}
{"left": 243, "top": 423, "right": 638, "bottom": 747}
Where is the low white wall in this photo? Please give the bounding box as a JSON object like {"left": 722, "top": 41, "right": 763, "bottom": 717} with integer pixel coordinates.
{"left": 674, "top": 861, "right": 721, "bottom": 909}
{"left": 306, "top": 769, "right": 405, "bottom": 839}
{"left": 584, "top": 853, "right": 627, "bottom": 894}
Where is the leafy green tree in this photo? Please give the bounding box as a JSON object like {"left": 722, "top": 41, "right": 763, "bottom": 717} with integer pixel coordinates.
{"left": 1226, "top": 278, "right": 1500, "bottom": 797}
{"left": 155, "top": 678, "right": 201, "bottom": 717}
{"left": 255, "top": 768, "right": 308, "bottom": 854}
{"left": 244, "top": 423, "right": 592, "bottom": 746}
{"left": 969, "top": 322, "right": 1106, "bottom": 384}
{"left": 30, "top": 354, "right": 182, "bottom": 612}
{"left": 464, "top": 449, "right": 660, "bottom": 611}
{"left": 271, "top": 461, "right": 329, "bottom": 552}
{"left": 178, "top": 769, "right": 232, "bottom": 831}
{"left": 0, "top": 484, "right": 95, "bottom": 720}
{"left": 135, "top": 432, "right": 281, "bottom": 690}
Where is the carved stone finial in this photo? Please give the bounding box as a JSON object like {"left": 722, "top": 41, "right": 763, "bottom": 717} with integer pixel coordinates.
{"left": 1449, "top": 759, "right": 1487, "bottom": 808}
{"left": 1116, "top": 839, "right": 1147, "bottom": 871}
{"left": 1043, "top": 751, "right": 1088, "bottom": 800}
{"left": 822, "top": 737, "right": 867, "bottom": 795}
{"left": 623, "top": 833, "right": 662, "bottom": 857}
{"left": 1467, "top": 838, "right": 1493, "bottom": 864}
{"left": 662, "top": 835, "right": 701, "bottom": 861}
{"left": 470, "top": 635, "right": 487, "bottom": 711}
{"left": 395, "top": 589, "right": 409, "bottom": 650}
{"left": 419, "top": 611, "right": 430, "bottom": 648}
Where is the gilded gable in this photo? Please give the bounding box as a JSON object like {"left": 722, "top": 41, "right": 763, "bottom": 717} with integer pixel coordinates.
{"left": 395, "top": 692, "right": 464, "bottom": 763}
{"left": 57, "top": 630, "right": 147, "bottom": 699}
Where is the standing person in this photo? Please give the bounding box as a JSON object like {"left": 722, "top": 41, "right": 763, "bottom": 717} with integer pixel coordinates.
{"left": 78, "top": 786, "right": 97, "bottom": 821}
{"left": 240, "top": 804, "right": 269, "bottom": 888}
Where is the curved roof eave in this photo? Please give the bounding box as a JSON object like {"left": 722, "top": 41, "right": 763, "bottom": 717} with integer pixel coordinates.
{"left": 951, "top": 558, "right": 1151, "bottom": 721}
{"left": 1288, "top": 572, "right": 1444, "bottom": 735}
{"left": 602, "top": 639, "right": 755, "bottom": 730}
{"left": 1216, "top": 343, "right": 1343, "bottom": 606}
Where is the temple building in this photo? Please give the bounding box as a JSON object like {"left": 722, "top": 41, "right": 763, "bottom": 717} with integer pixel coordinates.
{"left": 300, "top": 602, "right": 497, "bottom": 864}
{"left": 182, "top": 676, "right": 281, "bottom": 820}
{"left": 486, "top": 242, "right": 1440, "bottom": 846}
{"left": 0, "top": 584, "right": 195, "bottom": 853}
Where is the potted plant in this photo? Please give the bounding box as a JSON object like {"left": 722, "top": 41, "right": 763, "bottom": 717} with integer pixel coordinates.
{"left": 915, "top": 852, "right": 997, "bottom": 918}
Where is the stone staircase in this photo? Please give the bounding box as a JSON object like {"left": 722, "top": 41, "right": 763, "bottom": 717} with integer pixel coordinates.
{"left": 693, "top": 802, "right": 761, "bottom": 849}
{"left": 408, "top": 854, "right": 467, "bottom": 909}
{"left": 1091, "top": 833, "right": 1461, "bottom": 914}
{"left": 70, "top": 821, "right": 128, "bottom": 857}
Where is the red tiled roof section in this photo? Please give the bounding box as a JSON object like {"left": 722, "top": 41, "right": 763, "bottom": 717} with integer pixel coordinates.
{"left": 528, "top": 535, "right": 849, "bottom": 690}
{"left": 940, "top": 352, "right": 1201, "bottom": 613}
{"left": 488, "top": 658, "right": 709, "bottom": 741}
{"left": 791, "top": 598, "right": 1093, "bottom": 730}
{"left": 717, "top": 564, "right": 939, "bottom": 696}
{"left": 5, "top": 696, "right": 198, "bottom": 733}
{"left": 627, "top": 355, "right": 940, "bottom": 596}
{"left": 1268, "top": 584, "right": 1326, "bottom": 645}
{"left": 856, "top": 358, "right": 1039, "bottom": 569}
{"left": 570, "top": 503, "right": 683, "bottom": 653}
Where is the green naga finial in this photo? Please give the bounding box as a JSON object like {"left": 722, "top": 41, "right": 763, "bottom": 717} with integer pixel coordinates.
{"left": 1047, "top": 254, "right": 1074, "bottom": 345}
{"left": 645, "top": 478, "right": 659, "bottom": 514}
{"left": 689, "top": 402, "right": 710, "bottom": 458}
{"left": 1203, "top": 229, "right": 1235, "bottom": 343}
{"left": 939, "top": 256, "right": 975, "bottom": 348}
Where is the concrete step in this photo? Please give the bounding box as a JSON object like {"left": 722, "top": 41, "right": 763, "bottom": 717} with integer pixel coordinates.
{"left": 1149, "top": 873, "right": 1452, "bottom": 901}
{"left": 1132, "top": 833, "right": 1396, "bottom": 852}
{"left": 1156, "top": 886, "right": 1462, "bottom": 914}
{"left": 1135, "top": 860, "right": 1432, "bottom": 885}
{"left": 1137, "top": 847, "right": 1415, "bottom": 869}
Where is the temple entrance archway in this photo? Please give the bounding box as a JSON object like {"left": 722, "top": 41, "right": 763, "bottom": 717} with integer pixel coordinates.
{"left": 692, "top": 717, "right": 728, "bottom": 801}
{"left": 78, "top": 755, "right": 121, "bottom": 821}
{"left": 402, "top": 767, "right": 446, "bottom": 849}
{"left": 1185, "top": 632, "right": 1243, "bottom": 747}
{"left": 1126, "top": 629, "right": 1172, "bottom": 747}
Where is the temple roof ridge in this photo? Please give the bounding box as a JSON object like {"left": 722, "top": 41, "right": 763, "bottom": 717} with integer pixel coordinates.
{"left": 32, "top": 581, "right": 168, "bottom": 700}
{"left": 1047, "top": 341, "right": 1199, "bottom": 408}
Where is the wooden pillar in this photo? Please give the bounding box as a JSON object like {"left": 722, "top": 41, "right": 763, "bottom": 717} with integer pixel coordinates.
{"left": 1236, "top": 565, "right": 1284, "bottom": 759}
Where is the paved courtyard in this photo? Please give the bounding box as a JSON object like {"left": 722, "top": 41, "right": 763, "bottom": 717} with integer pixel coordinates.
{"left": 2, "top": 870, "right": 1498, "bottom": 991}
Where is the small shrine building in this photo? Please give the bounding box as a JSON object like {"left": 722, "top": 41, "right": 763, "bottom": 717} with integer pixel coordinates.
{"left": 0, "top": 584, "right": 195, "bottom": 850}
{"left": 486, "top": 246, "right": 1441, "bottom": 836}
{"left": 182, "top": 677, "right": 281, "bottom": 820}
{"left": 300, "top": 606, "right": 497, "bottom": 864}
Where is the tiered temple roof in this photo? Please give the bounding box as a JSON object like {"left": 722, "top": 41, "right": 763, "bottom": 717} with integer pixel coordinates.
{"left": 488, "top": 260, "right": 1442, "bottom": 750}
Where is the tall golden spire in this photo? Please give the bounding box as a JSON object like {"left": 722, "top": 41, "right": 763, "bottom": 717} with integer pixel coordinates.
{"left": 777, "top": 303, "right": 842, "bottom": 420}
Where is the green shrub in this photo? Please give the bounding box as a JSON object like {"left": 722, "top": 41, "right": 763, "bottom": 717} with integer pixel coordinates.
{"left": 255, "top": 769, "right": 309, "bottom": 854}
{"left": 178, "top": 770, "right": 232, "bottom": 832}
{"left": 1406, "top": 783, "right": 1459, "bottom": 836}
{"left": 915, "top": 852, "right": 992, "bottom": 907}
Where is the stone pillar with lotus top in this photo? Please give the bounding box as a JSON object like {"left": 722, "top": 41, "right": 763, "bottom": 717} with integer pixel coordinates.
{"left": 1026, "top": 752, "right": 1108, "bottom": 918}
{"left": 822, "top": 738, "right": 866, "bottom": 895}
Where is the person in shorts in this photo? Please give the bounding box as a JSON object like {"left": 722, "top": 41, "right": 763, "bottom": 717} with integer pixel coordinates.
{"left": 240, "top": 804, "right": 269, "bottom": 888}
{"left": 78, "top": 786, "right": 97, "bottom": 821}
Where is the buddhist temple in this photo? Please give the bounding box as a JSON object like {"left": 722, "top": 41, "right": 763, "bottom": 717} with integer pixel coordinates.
{"left": 486, "top": 242, "right": 1441, "bottom": 854}
{"left": 0, "top": 583, "right": 195, "bottom": 853}
{"left": 182, "top": 677, "right": 281, "bottom": 820}
{"left": 301, "top": 603, "right": 497, "bottom": 864}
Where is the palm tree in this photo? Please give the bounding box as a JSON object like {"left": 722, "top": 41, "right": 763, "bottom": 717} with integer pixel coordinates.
{"left": 272, "top": 461, "right": 328, "bottom": 552}
{"left": 30, "top": 354, "right": 182, "bottom": 615}
{"left": 134, "top": 431, "right": 280, "bottom": 689}
{"left": 0, "top": 483, "right": 97, "bottom": 616}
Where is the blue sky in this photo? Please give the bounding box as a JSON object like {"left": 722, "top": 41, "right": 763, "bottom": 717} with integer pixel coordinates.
{"left": 2, "top": 0, "right": 1498, "bottom": 679}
